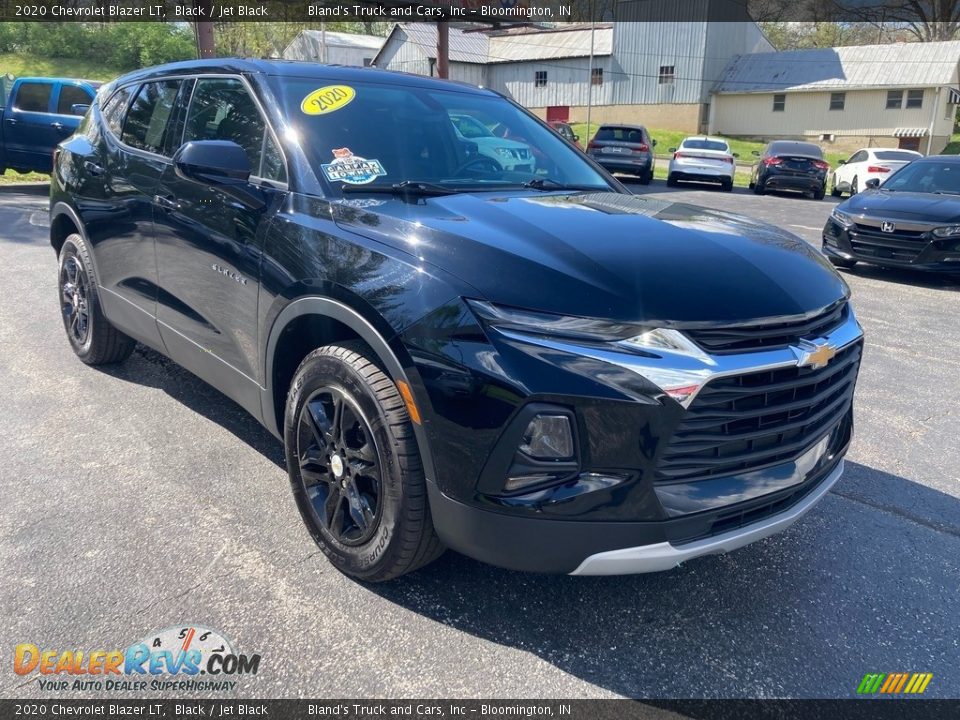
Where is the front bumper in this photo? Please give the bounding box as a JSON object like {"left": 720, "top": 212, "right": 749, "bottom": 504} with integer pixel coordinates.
{"left": 428, "top": 458, "right": 844, "bottom": 575}
{"left": 823, "top": 217, "right": 960, "bottom": 271}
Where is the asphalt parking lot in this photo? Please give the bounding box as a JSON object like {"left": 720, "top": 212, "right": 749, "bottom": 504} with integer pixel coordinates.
{"left": 1, "top": 181, "right": 958, "bottom": 700}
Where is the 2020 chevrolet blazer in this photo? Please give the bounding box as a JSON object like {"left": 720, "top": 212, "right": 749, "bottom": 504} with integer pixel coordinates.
{"left": 51, "top": 60, "right": 863, "bottom": 581}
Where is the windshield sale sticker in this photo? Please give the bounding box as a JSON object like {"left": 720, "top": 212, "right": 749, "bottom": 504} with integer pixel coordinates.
{"left": 321, "top": 148, "right": 387, "bottom": 185}
{"left": 301, "top": 85, "right": 355, "bottom": 115}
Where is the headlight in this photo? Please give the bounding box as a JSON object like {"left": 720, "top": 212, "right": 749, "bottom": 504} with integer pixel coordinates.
{"left": 466, "top": 300, "right": 712, "bottom": 406}
{"left": 831, "top": 209, "right": 854, "bottom": 228}
{"left": 932, "top": 225, "right": 960, "bottom": 238}
{"left": 494, "top": 147, "right": 513, "bottom": 157}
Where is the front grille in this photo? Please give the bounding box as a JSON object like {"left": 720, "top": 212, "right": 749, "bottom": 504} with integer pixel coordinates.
{"left": 684, "top": 301, "right": 847, "bottom": 355}
{"left": 655, "top": 340, "right": 862, "bottom": 484}
{"left": 849, "top": 226, "right": 927, "bottom": 262}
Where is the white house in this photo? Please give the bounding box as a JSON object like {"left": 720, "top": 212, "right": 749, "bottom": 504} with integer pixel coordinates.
{"left": 283, "top": 30, "right": 385, "bottom": 68}
{"left": 710, "top": 41, "right": 960, "bottom": 154}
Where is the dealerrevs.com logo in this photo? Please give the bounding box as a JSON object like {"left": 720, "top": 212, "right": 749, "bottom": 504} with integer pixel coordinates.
{"left": 14, "top": 625, "right": 261, "bottom": 693}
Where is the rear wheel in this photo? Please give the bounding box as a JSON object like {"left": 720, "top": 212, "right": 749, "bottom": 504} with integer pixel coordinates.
{"left": 639, "top": 169, "right": 652, "bottom": 185}
{"left": 284, "top": 343, "right": 443, "bottom": 582}
{"left": 721, "top": 178, "right": 733, "bottom": 192}
{"left": 666, "top": 173, "right": 678, "bottom": 187}
{"left": 58, "top": 234, "right": 136, "bottom": 365}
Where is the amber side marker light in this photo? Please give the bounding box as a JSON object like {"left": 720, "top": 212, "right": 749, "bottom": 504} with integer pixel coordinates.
{"left": 396, "top": 380, "right": 422, "bottom": 425}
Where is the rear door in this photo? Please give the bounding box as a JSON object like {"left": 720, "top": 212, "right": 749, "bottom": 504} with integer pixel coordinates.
{"left": 90, "top": 79, "right": 184, "bottom": 348}
{"left": 153, "top": 75, "right": 287, "bottom": 413}
{"left": 4, "top": 80, "right": 60, "bottom": 170}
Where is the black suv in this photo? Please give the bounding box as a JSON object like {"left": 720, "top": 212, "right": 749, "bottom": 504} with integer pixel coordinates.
{"left": 51, "top": 60, "right": 863, "bottom": 581}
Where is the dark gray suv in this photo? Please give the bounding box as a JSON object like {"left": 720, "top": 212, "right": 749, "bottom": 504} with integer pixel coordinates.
{"left": 587, "top": 124, "right": 656, "bottom": 184}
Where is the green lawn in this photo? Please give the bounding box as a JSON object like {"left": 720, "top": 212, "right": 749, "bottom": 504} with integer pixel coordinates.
{"left": 0, "top": 52, "right": 124, "bottom": 82}
{"left": 571, "top": 122, "right": 849, "bottom": 170}
{"left": 942, "top": 133, "right": 960, "bottom": 155}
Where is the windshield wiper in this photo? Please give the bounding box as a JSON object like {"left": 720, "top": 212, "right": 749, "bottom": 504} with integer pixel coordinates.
{"left": 521, "top": 177, "right": 608, "bottom": 192}
{"left": 341, "top": 180, "right": 459, "bottom": 197}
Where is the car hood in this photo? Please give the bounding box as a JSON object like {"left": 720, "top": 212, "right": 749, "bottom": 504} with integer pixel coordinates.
{"left": 841, "top": 189, "right": 960, "bottom": 223}
{"left": 472, "top": 137, "right": 528, "bottom": 151}
{"left": 333, "top": 191, "right": 848, "bottom": 325}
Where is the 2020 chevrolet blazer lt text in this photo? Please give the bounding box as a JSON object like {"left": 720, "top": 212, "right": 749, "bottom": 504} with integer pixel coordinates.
{"left": 51, "top": 60, "right": 863, "bottom": 581}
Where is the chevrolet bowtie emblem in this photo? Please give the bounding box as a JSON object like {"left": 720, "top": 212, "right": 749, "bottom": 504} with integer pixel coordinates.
{"left": 793, "top": 339, "right": 837, "bottom": 369}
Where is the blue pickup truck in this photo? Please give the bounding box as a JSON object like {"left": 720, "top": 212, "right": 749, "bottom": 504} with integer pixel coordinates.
{"left": 0, "top": 77, "right": 100, "bottom": 175}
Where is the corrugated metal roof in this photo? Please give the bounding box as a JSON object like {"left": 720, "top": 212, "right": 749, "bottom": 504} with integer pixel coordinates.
{"left": 400, "top": 23, "right": 490, "bottom": 64}
{"left": 715, "top": 41, "right": 960, "bottom": 94}
{"left": 377, "top": 22, "right": 612, "bottom": 66}
{"left": 487, "top": 25, "right": 613, "bottom": 63}
{"left": 294, "top": 30, "right": 384, "bottom": 51}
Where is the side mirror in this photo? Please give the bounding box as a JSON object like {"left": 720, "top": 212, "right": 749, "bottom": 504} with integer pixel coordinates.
{"left": 573, "top": 134, "right": 579, "bottom": 142}
{"left": 651, "top": 139, "right": 658, "bottom": 146}
{"left": 70, "top": 103, "right": 90, "bottom": 117}
{"left": 732, "top": 152, "right": 740, "bottom": 158}
{"left": 668, "top": 147, "right": 677, "bottom": 153}
{"left": 865, "top": 178, "right": 881, "bottom": 189}
{"left": 174, "top": 140, "right": 251, "bottom": 186}
{"left": 838, "top": 159, "right": 847, "bottom": 165}
{"left": 751, "top": 150, "right": 760, "bottom": 157}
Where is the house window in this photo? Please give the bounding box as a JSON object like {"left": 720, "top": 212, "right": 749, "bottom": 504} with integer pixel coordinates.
{"left": 591, "top": 67, "right": 603, "bottom": 86}
{"left": 906, "top": 89, "right": 924, "bottom": 109}
{"left": 535, "top": 71, "right": 547, "bottom": 88}
{"left": 886, "top": 90, "right": 903, "bottom": 109}
{"left": 658, "top": 65, "right": 675, "bottom": 85}
{"left": 772, "top": 94, "right": 785, "bottom": 112}
{"left": 829, "top": 92, "right": 845, "bottom": 111}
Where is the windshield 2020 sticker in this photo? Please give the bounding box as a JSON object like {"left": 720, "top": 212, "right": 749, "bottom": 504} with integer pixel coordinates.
{"left": 301, "top": 85, "right": 356, "bottom": 115}
{"left": 321, "top": 148, "right": 387, "bottom": 185}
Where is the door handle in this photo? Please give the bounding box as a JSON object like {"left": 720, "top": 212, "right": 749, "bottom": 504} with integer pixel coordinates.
{"left": 154, "top": 194, "right": 179, "bottom": 211}
{"left": 84, "top": 161, "right": 104, "bottom": 176}
{"left": 5, "top": 118, "right": 16, "bottom": 125}
{"left": 51, "top": 122, "right": 64, "bottom": 131}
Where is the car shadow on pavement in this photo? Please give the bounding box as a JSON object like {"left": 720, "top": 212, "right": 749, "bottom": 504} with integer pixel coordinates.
{"left": 835, "top": 263, "right": 960, "bottom": 291}
{"left": 628, "top": 181, "right": 845, "bottom": 206}
{"left": 96, "top": 344, "right": 286, "bottom": 469}
{"left": 364, "top": 460, "right": 960, "bottom": 698}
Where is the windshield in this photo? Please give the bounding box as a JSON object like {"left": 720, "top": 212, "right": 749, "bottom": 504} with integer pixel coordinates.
{"left": 882, "top": 161, "right": 960, "bottom": 194}
{"left": 682, "top": 139, "right": 728, "bottom": 152}
{"left": 267, "top": 76, "right": 611, "bottom": 193}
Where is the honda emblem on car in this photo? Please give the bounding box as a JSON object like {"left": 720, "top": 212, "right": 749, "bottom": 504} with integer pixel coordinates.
{"left": 880, "top": 221, "right": 896, "bottom": 233}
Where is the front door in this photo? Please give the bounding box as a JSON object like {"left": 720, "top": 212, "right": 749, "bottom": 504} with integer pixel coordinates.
{"left": 153, "top": 76, "right": 287, "bottom": 414}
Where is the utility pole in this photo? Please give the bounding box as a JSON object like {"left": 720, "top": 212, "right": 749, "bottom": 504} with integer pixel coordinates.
{"left": 586, "top": 19, "right": 595, "bottom": 140}
{"left": 321, "top": 22, "right": 327, "bottom": 63}
{"left": 194, "top": 0, "right": 215, "bottom": 59}
{"left": 437, "top": 22, "right": 449, "bottom": 79}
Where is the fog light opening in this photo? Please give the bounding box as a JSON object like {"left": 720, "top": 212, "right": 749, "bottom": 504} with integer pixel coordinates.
{"left": 518, "top": 414, "right": 574, "bottom": 461}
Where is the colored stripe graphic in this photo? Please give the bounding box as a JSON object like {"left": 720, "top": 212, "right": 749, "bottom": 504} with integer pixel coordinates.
{"left": 857, "top": 673, "right": 932, "bottom": 694}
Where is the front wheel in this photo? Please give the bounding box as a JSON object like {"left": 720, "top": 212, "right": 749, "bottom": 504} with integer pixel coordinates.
{"left": 284, "top": 343, "right": 443, "bottom": 582}
{"left": 851, "top": 177, "right": 859, "bottom": 196}
{"left": 831, "top": 175, "right": 842, "bottom": 197}
{"left": 721, "top": 178, "right": 733, "bottom": 192}
{"left": 666, "top": 173, "right": 678, "bottom": 187}
{"left": 58, "top": 234, "right": 136, "bottom": 365}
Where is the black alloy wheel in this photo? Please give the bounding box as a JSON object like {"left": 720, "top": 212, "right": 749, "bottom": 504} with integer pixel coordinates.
{"left": 60, "top": 254, "right": 90, "bottom": 347}
{"left": 296, "top": 386, "right": 382, "bottom": 546}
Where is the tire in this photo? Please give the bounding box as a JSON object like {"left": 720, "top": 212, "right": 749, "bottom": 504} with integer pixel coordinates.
{"left": 721, "top": 179, "right": 733, "bottom": 192}
{"left": 666, "top": 173, "right": 678, "bottom": 187}
{"left": 753, "top": 180, "right": 765, "bottom": 195}
{"left": 58, "top": 234, "right": 136, "bottom": 365}
{"left": 813, "top": 187, "right": 825, "bottom": 200}
{"left": 851, "top": 177, "right": 859, "bottom": 196}
{"left": 639, "top": 169, "right": 652, "bottom": 185}
{"left": 284, "top": 343, "right": 443, "bottom": 582}
{"left": 831, "top": 175, "right": 842, "bottom": 197}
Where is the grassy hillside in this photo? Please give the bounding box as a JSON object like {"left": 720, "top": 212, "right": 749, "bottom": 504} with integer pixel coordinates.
{"left": 0, "top": 52, "right": 124, "bottom": 82}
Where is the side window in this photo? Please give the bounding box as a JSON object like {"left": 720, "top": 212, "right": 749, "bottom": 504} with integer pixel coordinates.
{"left": 101, "top": 85, "right": 134, "bottom": 137}
{"left": 184, "top": 78, "right": 267, "bottom": 175}
{"left": 122, "top": 80, "right": 181, "bottom": 155}
{"left": 57, "top": 85, "right": 92, "bottom": 115}
{"left": 14, "top": 83, "right": 52, "bottom": 113}
{"left": 849, "top": 151, "right": 867, "bottom": 164}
